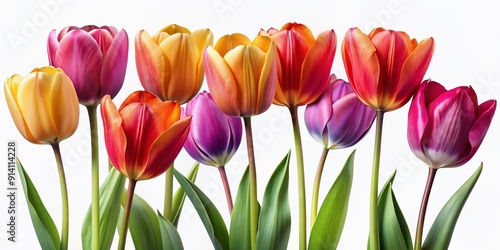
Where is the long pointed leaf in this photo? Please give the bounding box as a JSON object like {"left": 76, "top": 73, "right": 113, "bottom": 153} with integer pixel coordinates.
{"left": 172, "top": 162, "right": 200, "bottom": 226}
{"left": 81, "top": 168, "right": 126, "bottom": 250}
{"left": 229, "top": 166, "right": 252, "bottom": 250}
{"left": 256, "top": 151, "right": 291, "bottom": 250}
{"left": 17, "top": 159, "right": 60, "bottom": 250}
{"left": 174, "top": 169, "right": 229, "bottom": 250}
{"left": 423, "top": 164, "right": 483, "bottom": 250}
{"left": 309, "top": 150, "right": 355, "bottom": 250}
{"left": 120, "top": 191, "right": 163, "bottom": 250}
{"left": 158, "top": 211, "right": 184, "bottom": 250}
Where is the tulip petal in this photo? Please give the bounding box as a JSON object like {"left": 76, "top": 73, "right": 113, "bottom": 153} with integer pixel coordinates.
{"left": 342, "top": 28, "right": 380, "bottom": 108}
{"left": 256, "top": 42, "right": 278, "bottom": 115}
{"left": 203, "top": 46, "right": 240, "bottom": 116}
{"left": 89, "top": 28, "right": 114, "bottom": 57}
{"left": 140, "top": 117, "right": 191, "bottom": 180}
{"left": 135, "top": 30, "right": 168, "bottom": 100}
{"left": 100, "top": 29, "right": 128, "bottom": 100}
{"left": 281, "top": 23, "right": 315, "bottom": 46}
{"left": 160, "top": 24, "right": 191, "bottom": 35}
{"left": 101, "top": 95, "right": 127, "bottom": 176}
{"left": 47, "top": 30, "right": 59, "bottom": 66}
{"left": 151, "top": 101, "right": 181, "bottom": 130}
{"left": 214, "top": 33, "right": 251, "bottom": 57}
{"left": 298, "top": 29, "right": 337, "bottom": 105}
{"left": 48, "top": 71, "right": 79, "bottom": 141}
{"left": 55, "top": 29, "right": 103, "bottom": 104}
{"left": 304, "top": 85, "right": 333, "bottom": 147}
{"left": 192, "top": 29, "right": 214, "bottom": 54}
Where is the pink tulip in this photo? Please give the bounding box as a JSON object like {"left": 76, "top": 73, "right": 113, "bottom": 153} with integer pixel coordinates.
{"left": 408, "top": 80, "right": 496, "bottom": 168}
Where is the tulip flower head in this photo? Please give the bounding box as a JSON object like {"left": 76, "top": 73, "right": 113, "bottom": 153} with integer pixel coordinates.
{"left": 408, "top": 80, "right": 496, "bottom": 169}
{"left": 48, "top": 25, "right": 129, "bottom": 106}
{"left": 101, "top": 91, "right": 191, "bottom": 181}
{"left": 305, "top": 75, "right": 376, "bottom": 149}
{"left": 4, "top": 67, "right": 80, "bottom": 144}
{"left": 183, "top": 91, "right": 242, "bottom": 167}
{"left": 342, "top": 27, "right": 435, "bottom": 112}
{"left": 135, "top": 24, "right": 213, "bottom": 104}
{"left": 261, "top": 22, "right": 337, "bottom": 107}
{"left": 203, "top": 33, "right": 279, "bottom": 117}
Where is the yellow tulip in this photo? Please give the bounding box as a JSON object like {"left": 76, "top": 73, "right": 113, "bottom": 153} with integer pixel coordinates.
{"left": 4, "top": 67, "right": 79, "bottom": 144}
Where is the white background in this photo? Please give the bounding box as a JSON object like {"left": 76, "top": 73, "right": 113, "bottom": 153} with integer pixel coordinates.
{"left": 1, "top": 0, "right": 499, "bottom": 249}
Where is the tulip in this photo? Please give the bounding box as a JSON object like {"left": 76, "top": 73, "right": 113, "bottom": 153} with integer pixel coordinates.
{"left": 305, "top": 75, "right": 376, "bottom": 149}
{"left": 183, "top": 91, "right": 242, "bottom": 213}
{"left": 408, "top": 80, "right": 496, "bottom": 250}
{"left": 48, "top": 25, "right": 128, "bottom": 106}
{"left": 261, "top": 22, "right": 337, "bottom": 107}
{"left": 408, "top": 80, "right": 496, "bottom": 169}
{"left": 101, "top": 90, "right": 191, "bottom": 181}
{"left": 342, "top": 27, "right": 435, "bottom": 249}
{"left": 203, "top": 33, "right": 278, "bottom": 248}
{"left": 183, "top": 91, "right": 242, "bottom": 167}
{"left": 203, "top": 33, "right": 278, "bottom": 117}
{"left": 305, "top": 75, "right": 376, "bottom": 225}
{"left": 342, "top": 27, "right": 435, "bottom": 112}
{"left": 4, "top": 66, "right": 79, "bottom": 250}
{"left": 135, "top": 24, "right": 213, "bottom": 104}
{"left": 5, "top": 67, "right": 79, "bottom": 144}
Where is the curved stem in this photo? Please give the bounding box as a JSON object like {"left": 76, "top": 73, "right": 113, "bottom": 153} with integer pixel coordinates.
{"left": 243, "top": 117, "right": 258, "bottom": 250}
{"left": 51, "top": 143, "right": 69, "bottom": 250}
{"left": 164, "top": 164, "right": 174, "bottom": 220}
{"left": 310, "top": 147, "right": 329, "bottom": 227}
{"left": 414, "top": 168, "right": 438, "bottom": 250}
{"left": 118, "top": 179, "right": 137, "bottom": 250}
{"left": 290, "top": 106, "right": 307, "bottom": 250}
{"left": 218, "top": 166, "right": 233, "bottom": 215}
{"left": 369, "top": 110, "right": 385, "bottom": 250}
{"left": 87, "top": 105, "right": 100, "bottom": 250}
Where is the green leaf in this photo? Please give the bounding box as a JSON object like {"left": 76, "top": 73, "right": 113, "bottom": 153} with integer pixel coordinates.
{"left": 81, "top": 168, "right": 126, "bottom": 250}
{"left": 229, "top": 166, "right": 252, "bottom": 250}
{"left": 174, "top": 169, "right": 229, "bottom": 250}
{"left": 377, "top": 171, "right": 412, "bottom": 250}
{"left": 171, "top": 162, "right": 200, "bottom": 226}
{"left": 309, "top": 150, "right": 355, "bottom": 250}
{"left": 158, "top": 211, "right": 184, "bottom": 250}
{"left": 256, "top": 151, "right": 291, "bottom": 250}
{"left": 17, "top": 159, "right": 60, "bottom": 250}
{"left": 120, "top": 192, "right": 163, "bottom": 250}
{"left": 423, "top": 164, "right": 483, "bottom": 250}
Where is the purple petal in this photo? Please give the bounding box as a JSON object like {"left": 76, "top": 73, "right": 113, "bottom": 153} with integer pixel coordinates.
{"left": 304, "top": 84, "right": 333, "bottom": 147}
{"left": 47, "top": 30, "right": 59, "bottom": 66}
{"left": 100, "top": 29, "right": 129, "bottom": 100}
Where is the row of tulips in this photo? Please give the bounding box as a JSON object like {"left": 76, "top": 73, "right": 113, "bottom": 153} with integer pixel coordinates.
{"left": 4, "top": 22, "right": 496, "bottom": 250}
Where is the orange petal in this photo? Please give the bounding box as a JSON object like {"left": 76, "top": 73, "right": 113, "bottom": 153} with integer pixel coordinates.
{"left": 151, "top": 100, "right": 181, "bottom": 129}
{"left": 100, "top": 95, "right": 127, "bottom": 176}
{"left": 48, "top": 70, "right": 79, "bottom": 141}
{"left": 119, "top": 90, "right": 162, "bottom": 110}
{"left": 281, "top": 22, "right": 315, "bottom": 46}
{"left": 256, "top": 41, "right": 278, "bottom": 115}
{"left": 214, "top": 33, "right": 251, "bottom": 57}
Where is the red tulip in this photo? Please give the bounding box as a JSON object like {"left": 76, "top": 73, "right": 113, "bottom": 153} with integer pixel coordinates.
{"left": 101, "top": 91, "right": 191, "bottom": 180}
{"left": 48, "top": 25, "right": 128, "bottom": 106}
{"left": 408, "top": 80, "right": 496, "bottom": 168}
{"left": 342, "top": 27, "right": 435, "bottom": 112}
{"left": 262, "top": 23, "right": 337, "bottom": 107}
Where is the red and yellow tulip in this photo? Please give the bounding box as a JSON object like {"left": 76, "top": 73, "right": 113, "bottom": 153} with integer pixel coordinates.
{"left": 342, "top": 27, "right": 435, "bottom": 112}
{"left": 135, "top": 24, "right": 213, "bottom": 104}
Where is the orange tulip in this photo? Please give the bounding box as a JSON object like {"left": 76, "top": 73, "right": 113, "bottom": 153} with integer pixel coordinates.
{"left": 4, "top": 67, "right": 79, "bottom": 144}
{"left": 342, "top": 27, "right": 435, "bottom": 112}
{"left": 261, "top": 22, "right": 337, "bottom": 107}
{"left": 100, "top": 91, "right": 191, "bottom": 181}
{"left": 135, "top": 24, "right": 213, "bottom": 104}
{"left": 202, "top": 33, "right": 278, "bottom": 117}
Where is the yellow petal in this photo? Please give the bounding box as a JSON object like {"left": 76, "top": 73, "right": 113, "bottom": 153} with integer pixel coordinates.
{"left": 49, "top": 70, "right": 79, "bottom": 141}
{"left": 214, "top": 33, "right": 251, "bottom": 57}
{"left": 256, "top": 41, "right": 278, "bottom": 114}
{"left": 160, "top": 24, "right": 191, "bottom": 35}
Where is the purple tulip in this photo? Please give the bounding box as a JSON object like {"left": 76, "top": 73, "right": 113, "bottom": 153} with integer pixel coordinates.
{"left": 183, "top": 91, "right": 242, "bottom": 167}
{"left": 48, "top": 25, "right": 128, "bottom": 106}
{"left": 305, "top": 75, "right": 376, "bottom": 149}
{"left": 408, "top": 80, "right": 496, "bottom": 168}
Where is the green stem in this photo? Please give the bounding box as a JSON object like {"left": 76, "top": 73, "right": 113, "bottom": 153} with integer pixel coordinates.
{"left": 218, "top": 166, "right": 233, "bottom": 215}
{"left": 164, "top": 164, "right": 174, "bottom": 220}
{"left": 51, "top": 143, "right": 69, "bottom": 250}
{"left": 290, "top": 106, "right": 307, "bottom": 250}
{"left": 87, "top": 105, "right": 100, "bottom": 250}
{"left": 310, "top": 147, "right": 329, "bottom": 227}
{"left": 118, "top": 179, "right": 137, "bottom": 250}
{"left": 243, "top": 117, "right": 258, "bottom": 250}
{"left": 414, "top": 168, "right": 438, "bottom": 250}
{"left": 369, "top": 110, "right": 385, "bottom": 250}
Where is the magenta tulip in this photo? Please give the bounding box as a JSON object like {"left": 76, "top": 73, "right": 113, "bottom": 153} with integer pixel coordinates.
{"left": 305, "top": 75, "right": 376, "bottom": 149}
{"left": 48, "top": 25, "right": 128, "bottom": 106}
{"left": 408, "top": 80, "right": 496, "bottom": 169}
{"left": 183, "top": 91, "right": 242, "bottom": 167}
